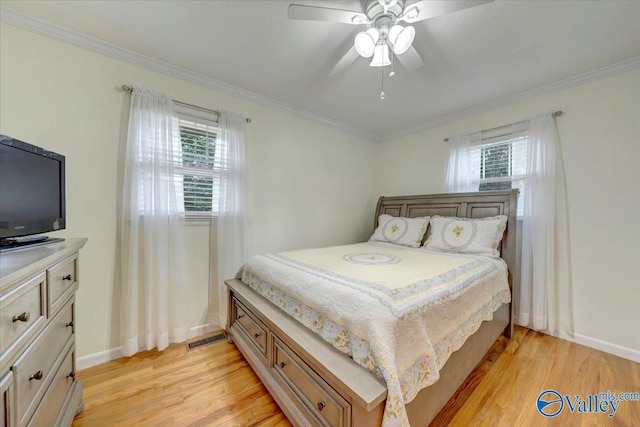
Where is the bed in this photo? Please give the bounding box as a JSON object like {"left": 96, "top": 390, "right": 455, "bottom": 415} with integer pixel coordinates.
{"left": 226, "top": 190, "right": 519, "bottom": 427}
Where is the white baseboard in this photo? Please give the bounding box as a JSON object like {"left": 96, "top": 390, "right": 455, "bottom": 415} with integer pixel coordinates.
{"left": 77, "top": 347, "right": 123, "bottom": 371}
{"left": 516, "top": 321, "right": 640, "bottom": 363}
{"left": 570, "top": 333, "right": 640, "bottom": 363}
{"left": 77, "top": 323, "right": 221, "bottom": 371}
{"left": 188, "top": 323, "right": 220, "bottom": 338}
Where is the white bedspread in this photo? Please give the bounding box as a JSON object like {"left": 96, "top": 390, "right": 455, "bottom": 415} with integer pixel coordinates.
{"left": 237, "top": 242, "right": 510, "bottom": 427}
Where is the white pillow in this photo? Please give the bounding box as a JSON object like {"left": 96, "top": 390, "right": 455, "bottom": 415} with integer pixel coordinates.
{"left": 369, "top": 214, "right": 430, "bottom": 248}
{"left": 424, "top": 215, "right": 507, "bottom": 258}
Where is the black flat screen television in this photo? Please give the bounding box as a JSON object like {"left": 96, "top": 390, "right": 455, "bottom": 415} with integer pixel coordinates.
{"left": 0, "top": 135, "right": 66, "bottom": 242}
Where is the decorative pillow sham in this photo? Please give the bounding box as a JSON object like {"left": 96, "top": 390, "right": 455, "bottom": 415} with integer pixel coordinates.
{"left": 369, "top": 214, "right": 430, "bottom": 248}
{"left": 424, "top": 215, "right": 507, "bottom": 258}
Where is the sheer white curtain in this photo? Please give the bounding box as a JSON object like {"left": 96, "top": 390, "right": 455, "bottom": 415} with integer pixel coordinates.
{"left": 209, "top": 111, "right": 251, "bottom": 329}
{"left": 120, "top": 86, "right": 189, "bottom": 357}
{"left": 444, "top": 113, "right": 572, "bottom": 338}
{"left": 444, "top": 132, "right": 481, "bottom": 192}
{"left": 518, "top": 113, "right": 573, "bottom": 338}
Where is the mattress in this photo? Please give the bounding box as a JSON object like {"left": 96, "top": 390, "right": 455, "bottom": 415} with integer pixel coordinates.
{"left": 237, "top": 241, "right": 510, "bottom": 427}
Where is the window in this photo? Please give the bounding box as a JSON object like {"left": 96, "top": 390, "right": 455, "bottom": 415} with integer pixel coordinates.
{"left": 477, "top": 131, "right": 527, "bottom": 216}
{"left": 173, "top": 107, "right": 223, "bottom": 218}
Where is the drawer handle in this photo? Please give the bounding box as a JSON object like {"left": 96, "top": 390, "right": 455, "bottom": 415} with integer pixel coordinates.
{"left": 253, "top": 332, "right": 262, "bottom": 338}
{"left": 237, "top": 314, "right": 245, "bottom": 319}
{"left": 62, "top": 274, "right": 72, "bottom": 281}
{"left": 65, "top": 321, "right": 74, "bottom": 328}
{"left": 29, "top": 370, "right": 44, "bottom": 381}
{"left": 279, "top": 361, "right": 287, "bottom": 369}
{"left": 12, "top": 312, "right": 30, "bottom": 323}
{"left": 67, "top": 371, "right": 76, "bottom": 379}
{"left": 317, "top": 401, "right": 326, "bottom": 412}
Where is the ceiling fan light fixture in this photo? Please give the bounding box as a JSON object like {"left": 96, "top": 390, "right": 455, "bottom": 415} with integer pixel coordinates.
{"left": 354, "top": 28, "right": 379, "bottom": 58}
{"left": 388, "top": 24, "right": 402, "bottom": 44}
{"left": 389, "top": 25, "right": 415, "bottom": 55}
{"left": 370, "top": 43, "right": 391, "bottom": 67}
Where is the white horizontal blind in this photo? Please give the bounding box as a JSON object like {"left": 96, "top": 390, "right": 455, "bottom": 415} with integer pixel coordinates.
{"left": 173, "top": 113, "right": 222, "bottom": 217}
{"left": 478, "top": 130, "right": 528, "bottom": 216}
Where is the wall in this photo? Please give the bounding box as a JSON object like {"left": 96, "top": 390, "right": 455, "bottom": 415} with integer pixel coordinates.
{"left": 377, "top": 68, "right": 640, "bottom": 355}
{"left": 0, "top": 23, "right": 378, "bottom": 358}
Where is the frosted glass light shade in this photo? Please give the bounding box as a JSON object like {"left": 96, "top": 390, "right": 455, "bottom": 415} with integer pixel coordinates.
{"left": 354, "top": 28, "right": 380, "bottom": 58}
{"left": 370, "top": 43, "right": 391, "bottom": 67}
{"left": 388, "top": 25, "right": 415, "bottom": 55}
{"left": 388, "top": 25, "right": 402, "bottom": 45}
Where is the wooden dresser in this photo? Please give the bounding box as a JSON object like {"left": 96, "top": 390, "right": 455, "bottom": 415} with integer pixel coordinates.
{"left": 0, "top": 238, "right": 87, "bottom": 427}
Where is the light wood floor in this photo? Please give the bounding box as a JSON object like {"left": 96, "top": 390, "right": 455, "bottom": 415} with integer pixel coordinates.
{"left": 72, "top": 327, "right": 640, "bottom": 427}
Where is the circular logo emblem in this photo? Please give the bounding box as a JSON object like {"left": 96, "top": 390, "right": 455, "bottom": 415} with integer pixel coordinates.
{"left": 536, "top": 390, "right": 564, "bottom": 418}
{"left": 343, "top": 253, "right": 401, "bottom": 265}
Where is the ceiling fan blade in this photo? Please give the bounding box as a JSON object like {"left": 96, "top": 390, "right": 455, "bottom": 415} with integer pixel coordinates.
{"left": 329, "top": 46, "right": 360, "bottom": 77}
{"left": 400, "top": 0, "right": 493, "bottom": 24}
{"left": 396, "top": 45, "right": 424, "bottom": 71}
{"left": 288, "top": 4, "right": 369, "bottom": 25}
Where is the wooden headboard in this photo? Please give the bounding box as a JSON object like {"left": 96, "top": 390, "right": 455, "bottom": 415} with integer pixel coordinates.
{"left": 374, "top": 190, "right": 519, "bottom": 333}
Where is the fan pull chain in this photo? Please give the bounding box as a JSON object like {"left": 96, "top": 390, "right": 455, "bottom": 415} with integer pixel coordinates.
{"left": 380, "top": 65, "right": 385, "bottom": 100}
{"left": 389, "top": 51, "right": 395, "bottom": 77}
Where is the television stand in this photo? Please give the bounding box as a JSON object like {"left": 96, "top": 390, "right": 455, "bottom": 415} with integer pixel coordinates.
{"left": 0, "top": 236, "right": 65, "bottom": 252}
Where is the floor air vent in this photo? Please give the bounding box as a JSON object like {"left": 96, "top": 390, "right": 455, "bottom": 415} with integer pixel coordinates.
{"left": 186, "top": 333, "right": 226, "bottom": 351}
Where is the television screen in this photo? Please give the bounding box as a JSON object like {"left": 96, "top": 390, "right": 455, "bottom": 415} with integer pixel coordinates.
{"left": 0, "top": 136, "right": 66, "bottom": 239}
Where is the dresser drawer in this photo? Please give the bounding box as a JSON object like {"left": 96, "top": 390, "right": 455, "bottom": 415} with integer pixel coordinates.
{"left": 46, "top": 255, "right": 78, "bottom": 317}
{"left": 1, "top": 371, "right": 15, "bottom": 427}
{"left": 0, "top": 273, "right": 47, "bottom": 372}
{"left": 12, "top": 299, "right": 74, "bottom": 426}
{"left": 234, "top": 300, "right": 267, "bottom": 357}
{"left": 273, "top": 338, "right": 351, "bottom": 427}
{"left": 27, "top": 343, "right": 75, "bottom": 427}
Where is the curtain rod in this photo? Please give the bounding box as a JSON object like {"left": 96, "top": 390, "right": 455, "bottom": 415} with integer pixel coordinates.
{"left": 121, "top": 85, "right": 251, "bottom": 123}
{"left": 443, "top": 110, "right": 563, "bottom": 142}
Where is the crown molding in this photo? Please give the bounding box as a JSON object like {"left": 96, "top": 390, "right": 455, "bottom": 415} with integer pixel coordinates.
{"left": 2, "top": 6, "right": 638, "bottom": 145}
{"left": 0, "top": 6, "right": 382, "bottom": 142}
{"left": 382, "top": 55, "right": 640, "bottom": 142}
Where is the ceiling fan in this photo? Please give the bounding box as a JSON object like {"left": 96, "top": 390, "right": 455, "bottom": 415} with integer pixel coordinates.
{"left": 288, "top": 1, "right": 493, "bottom": 79}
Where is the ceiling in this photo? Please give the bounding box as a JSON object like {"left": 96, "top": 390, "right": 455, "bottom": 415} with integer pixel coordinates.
{"left": 2, "top": 1, "right": 640, "bottom": 141}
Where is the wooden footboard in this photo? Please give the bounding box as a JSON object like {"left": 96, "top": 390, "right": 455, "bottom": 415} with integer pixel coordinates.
{"left": 227, "top": 278, "right": 509, "bottom": 427}
{"left": 227, "top": 278, "right": 386, "bottom": 427}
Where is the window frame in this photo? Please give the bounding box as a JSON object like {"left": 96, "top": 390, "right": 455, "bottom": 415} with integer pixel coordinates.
{"left": 477, "top": 131, "right": 527, "bottom": 216}
{"left": 174, "top": 105, "right": 221, "bottom": 222}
